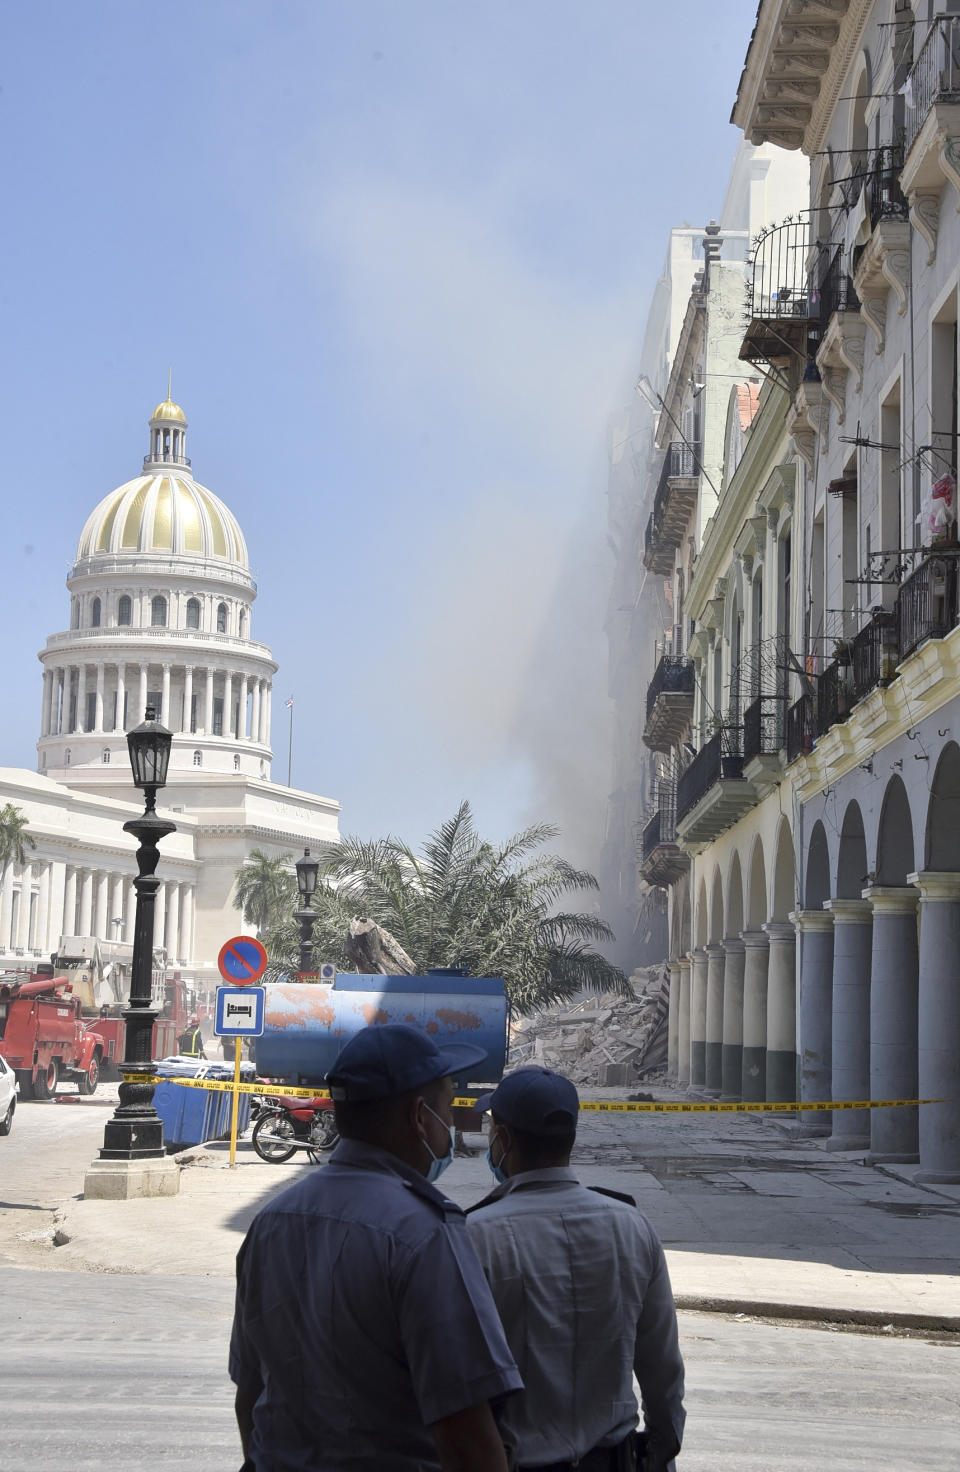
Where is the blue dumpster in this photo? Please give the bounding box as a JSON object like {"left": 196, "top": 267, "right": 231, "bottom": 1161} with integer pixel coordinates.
{"left": 153, "top": 1056, "right": 256, "bottom": 1151}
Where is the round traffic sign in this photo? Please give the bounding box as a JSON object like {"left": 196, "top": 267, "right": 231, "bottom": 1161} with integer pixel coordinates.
{"left": 218, "top": 935, "right": 268, "bottom": 985}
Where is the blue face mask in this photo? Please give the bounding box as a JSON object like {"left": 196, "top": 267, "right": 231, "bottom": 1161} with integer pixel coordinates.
{"left": 486, "top": 1131, "right": 508, "bottom": 1184}
{"left": 421, "top": 1101, "right": 455, "bottom": 1183}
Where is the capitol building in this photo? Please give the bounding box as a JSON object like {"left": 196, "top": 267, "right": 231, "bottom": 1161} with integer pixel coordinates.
{"left": 0, "top": 396, "right": 340, "bottom": 993}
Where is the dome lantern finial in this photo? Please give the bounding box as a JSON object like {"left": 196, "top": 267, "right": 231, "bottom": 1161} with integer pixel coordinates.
{"left": 145, "top": 377, "right": 189, "bottom": 472}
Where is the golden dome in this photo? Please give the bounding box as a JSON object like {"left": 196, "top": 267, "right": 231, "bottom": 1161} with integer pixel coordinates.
{"left": 151, "top": 398, "right": 187, "bottom": 423}
{"left": 76, "top": 473, "right": 249, "bottom": 569}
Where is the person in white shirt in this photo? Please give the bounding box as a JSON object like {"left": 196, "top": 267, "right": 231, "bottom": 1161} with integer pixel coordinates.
{"left": 467, "top": 1067, "right": 685, "bottom": 1472}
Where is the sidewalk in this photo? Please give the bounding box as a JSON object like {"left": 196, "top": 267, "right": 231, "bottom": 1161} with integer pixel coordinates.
{"left": 52, "top": 1085, "right": 960, "bottom": 1330}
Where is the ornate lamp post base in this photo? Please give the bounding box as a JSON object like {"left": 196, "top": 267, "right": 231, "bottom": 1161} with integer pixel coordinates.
{"left": 83, "top": 1154, "right": 180, "bottom": 1200}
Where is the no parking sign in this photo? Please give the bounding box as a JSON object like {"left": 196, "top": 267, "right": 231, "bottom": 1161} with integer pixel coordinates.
{"left": 217, "top": 935, "right": 268, "bottom": 985}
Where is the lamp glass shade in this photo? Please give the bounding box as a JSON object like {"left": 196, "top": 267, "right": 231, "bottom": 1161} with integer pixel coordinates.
{"left": 296, "top": 847, "right": 320, "bottom": 900}
{"left": 127, "top": 706, "right": 173, "bottom": 789}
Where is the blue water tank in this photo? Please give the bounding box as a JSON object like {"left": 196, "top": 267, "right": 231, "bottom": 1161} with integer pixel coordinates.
{"left": 252, "top": 973, "right": 508, "bottom": 1088}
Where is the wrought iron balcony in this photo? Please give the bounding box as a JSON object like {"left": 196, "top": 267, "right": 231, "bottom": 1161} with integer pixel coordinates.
{"left": 676, "top": 726, "right": 756, "bottom": 848}
{"left": 818, "top": 245, "right": 860, "bottom": 324}
{"left": 815, "top": 659, "right": 854, "bottom": 736}
{"left": 786, "top": 694, "right": 814, "bottom": 764}
{"left": 905, "top": 14, "right": 960, "bottom": 155}
{"left": 638, "top": 788, "right": 688, "bottom": 888}
{"left": 741, "top": 216, "right": 815, "bottom": 367}
{"left": 851, "top": 610, "right": 899, "bottom": 703}
{"left": 742, "top": 695, "right": 783, "bottom": 764}
{"left": 643, "top": 655, "right": 695, "bottom": 752}
{"left": 896, "top": 548, "right": 960, "bottom": 659}
{"left": 642, "top": 442, "right": 699, "bottom": 575}
{"left": 866, "top": 145, "right": 908, "bottom": 227}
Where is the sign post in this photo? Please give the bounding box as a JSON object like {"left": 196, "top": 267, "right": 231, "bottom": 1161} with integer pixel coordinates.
{"left": 216, "top": 936, "right": 268, "bottom": 1166}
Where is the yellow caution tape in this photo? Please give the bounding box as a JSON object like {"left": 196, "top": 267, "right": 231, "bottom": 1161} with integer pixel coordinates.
{"left": 125, "top": 1075, "right": 329, "bottom": 1100}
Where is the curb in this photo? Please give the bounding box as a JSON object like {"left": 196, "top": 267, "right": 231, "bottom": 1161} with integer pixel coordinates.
{"left": 674, "top": 1294, "right": 960, "bottom": 1333}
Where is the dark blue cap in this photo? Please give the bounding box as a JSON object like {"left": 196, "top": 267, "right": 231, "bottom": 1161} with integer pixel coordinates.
{"left": 474, "top": 1066, "right": 579, "bottom": 1136}
{"left": 326, "top": 1023, "right": 489, "bottom": 1102}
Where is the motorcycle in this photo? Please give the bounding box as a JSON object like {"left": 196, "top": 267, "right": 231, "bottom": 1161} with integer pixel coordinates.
{"left": 252, "top": 1094, "right": 339, "bottom": 1163}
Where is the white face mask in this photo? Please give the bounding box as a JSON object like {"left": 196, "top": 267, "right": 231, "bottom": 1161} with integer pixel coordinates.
{"left": 420, "top": 1100, "right": 455, "bottom": 1183}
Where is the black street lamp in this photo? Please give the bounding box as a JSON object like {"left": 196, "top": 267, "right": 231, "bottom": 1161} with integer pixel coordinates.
{"left": 95, "top": 706, "right": 176, "bottom": 1165}
{"left": 294, "top": 847, "right": 320, "bottom": 974}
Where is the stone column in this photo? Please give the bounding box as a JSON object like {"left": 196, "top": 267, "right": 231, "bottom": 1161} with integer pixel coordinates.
{"left": 720, "top": 936, "right": 745, "bottom": 1100}
{"left": 863, "top": 885, "right": 920, "bottom": 1162}
{"left": 741, "top": 931, "right": 769, "bottom": 1101}
{"left": 16, "top": 871, "right": 32, "bottom": 948}
{"left": 909, "top": 871, "right": 960, "bottom": 1183}
{"left": 94, "top": 663, "right": 105, "bottom": 732}
{"left": 166, "top": 882, "right": 181, "bottom": 963}
{"left": 676, "top": 957, "right": 691, "bottom": 1085}
{"left": 78, "top": 869, "right": 93, "bottom": 935}
{"left": 46, "top": 861, "right": 66, "bottom": 951}
{"left": 238, "top": 675, "right": 249, "bottom": 737}
{"left": 55, "top": 669, "right": 65, "bottom": 734}
{"left": 180, "top": 885, "right": 195, "bottom": 964}
{"left": 792, "top": 909, "right": 834, "bottom": 1135}
{"left": 76, "top": 664, "right": 88, "bottom": 731}
{"left": 824, "top": 899, "right": 873, "bottom": 1152}
{"left": 183, "top": 665, "right": 194, "bottom": 733}
{"left": 124, "top": 878, "right": 136, "bottom": 944}
{"left": 154, "top": 880, "right": 167, "bottom": 956}
{"left": 0, "top": 863, "right": 14, "bottom": 949}
{"left": 161, "top": 664, "right": 171, "bottom": 727}
{"left": 263, "top": 683, "right": 272, "bottom": 745}
{"left": 116, "top": 662, "right": 126, "bottom": 732}
{"left": 41, "top": 669, "right": 53, "bottom": 737}
{"left": 704, "top": 943, "right": 725, "bottom": 1095}
{"left": 63, "top": 867, "right": 78, "bottom": 936}
{"left": 224, "top": 672, "right": 233, "bottom": 738}
{"left": 764, "top": 923, "right": 797, "bottom": 1103}
{"left": 36, "top": 865, "right": 51, "bottom": 955}
{"left": 94, "top": 870, "right": 109, "bottom": 939}
{"left": 667, "top": 961, "right": 681, "bottom": 1077}
{"left": 689, "top": 948, "right": 708, "bottom": 1088}
{"left": 204, "top": 668, "right": 214, "bottom": 734}
{"left": 251, "top": 680, "right": 262, "bottom": 745}
{"left": 138, "top": 665, "right": 148, "bottom": 723}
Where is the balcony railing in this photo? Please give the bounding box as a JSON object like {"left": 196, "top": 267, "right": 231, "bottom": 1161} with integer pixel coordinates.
{"left": 652, "top": 441, "right": 699, "bottom": 527}
{"left": 742, "top": 695, "right": 783, "bottom": 764}
{"left": 815, "top": 660, "right": 853, "bottom": 736}
{"left": 896, "top": 548, "right": 960, "bottom": 659}
{"left": 741, "top": 216, "right": 814, "bottom": 366}
{"left": 850, "top": 610, "right": 899, "bottom": 703}
{"left": 786, "top": 694, "right": 814, "bottom": 764}
{"left": 906, "top": 14, "right": 960, "bottom": 154}
{"left": 644, "top": 442, "right": 700, "bottom": 574}
{"left": 866, "top": 145, "right": 908, "bottom": 227}
{"left": 645, "top": 655, "right": 695, "bottom": 720}
{"left": 640, "top": 809, "right": 663, "bottom": 862}
{"left": 677, "top": 728, "right": 743, "bottom": 823}
{"left": 819, "top": 245, "right": 859, "bottom": 323}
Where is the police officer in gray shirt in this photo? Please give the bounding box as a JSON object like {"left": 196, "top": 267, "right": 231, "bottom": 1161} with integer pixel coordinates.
{"left": 230, "top": 1024, "right": 522, "bottom": 1472}
{"left": 466, "top": 1068, "right": 685, "bottom": 1472}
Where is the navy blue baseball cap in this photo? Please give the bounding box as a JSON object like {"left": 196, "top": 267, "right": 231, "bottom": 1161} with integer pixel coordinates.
{"left": 475, "top": 1066, "right": 579, "bottom": 1136}
{"left": 326, "top": 1023, "right": 489, "bottom": 1102}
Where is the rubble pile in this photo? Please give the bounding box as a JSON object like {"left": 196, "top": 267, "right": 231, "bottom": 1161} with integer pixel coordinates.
{"left": 509, "top": 964, "right": 669, "bottom": 1087}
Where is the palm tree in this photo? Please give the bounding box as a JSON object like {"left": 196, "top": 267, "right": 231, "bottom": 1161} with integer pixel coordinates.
{"left": 232, "top": 849, "right": 296, "bottom": 934}
{"left": 0, "top": 804, "right": 36, "bottom": 889}
{"left": 255, "top": 803, "right": 629, "bottom": 1012}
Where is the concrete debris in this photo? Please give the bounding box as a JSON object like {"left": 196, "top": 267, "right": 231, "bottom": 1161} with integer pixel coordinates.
{"left": 509, "top": 964, "right": 670, "bottom": 1087}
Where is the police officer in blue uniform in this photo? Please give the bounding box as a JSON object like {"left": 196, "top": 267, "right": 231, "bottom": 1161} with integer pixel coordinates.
{"left": 230, "top": 1023, "right": 522, "bottom": 1472}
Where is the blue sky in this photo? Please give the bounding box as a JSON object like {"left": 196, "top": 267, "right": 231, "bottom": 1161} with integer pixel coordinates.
{"left": 1, "top": 1, "right": 757, "bottom": 856}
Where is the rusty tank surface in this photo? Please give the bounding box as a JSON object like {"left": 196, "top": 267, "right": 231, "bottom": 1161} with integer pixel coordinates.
{"left": 252, "top": 970, "right": 508, "bottom": 1089}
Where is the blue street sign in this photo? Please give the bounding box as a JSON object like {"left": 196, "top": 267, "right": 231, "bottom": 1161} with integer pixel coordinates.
{"left": 215, "top": 985, "right": 265, "bottom": 1037}
{"left": 218, "top": 935, "right": 268, "bottom": 984}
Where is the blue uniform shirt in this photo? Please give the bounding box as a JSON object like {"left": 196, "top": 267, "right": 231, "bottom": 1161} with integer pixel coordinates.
{"left": 229, "top": 1138, "right": 522, "bottom": 1471}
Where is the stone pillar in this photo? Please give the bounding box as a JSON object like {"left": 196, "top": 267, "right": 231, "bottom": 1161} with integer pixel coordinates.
{"left": 224, "top": 672, "right": 233, "bottom": 738}
{"left": 55, "top": 669, "right": 64, "bottom": 734}
{"left": 667, "top": 961, "right": 681, "bottom": 1077}
{"left": 741, "top": 931, "right": 769, "bottom": 1101}
{"left": 41, "top": 669, "right": 53, "bottom": 737}
{"left": 204, "top": 668, "right": 214, "bottom": 734}
{"left": 183, "top": 665, "right": 194, "bottom": 733}
{"left": 16, "top": 871, "right": 32, "bottom": 948}
{"left": 180, "top": 885, "right": 195, "bottom": 964}
{"left": 63, "top": 867, "right": 78, "bottom": 936}
{"left": 764, "top": 923, "right": 797, "bottom": 1103}
{"left": 704, "top": 943, "right": 725, "bottom": 1095}
{"left": 138, "top": 665, "right": 148, "bottom": 723}
{"left": 46, "top": 861, "right": 66, "bottom": 952}
{"left": 78, "top": 869, "right": 94, "bottom": 935}
{"left": 161, "top": 664, "right": 171, "bottom": 727}
{"left": 251, "top": 680, "right": 262, "bottom": 745}
{"left": 94, "top": 664, "right": 105, "bottom": 732}
{"left": 94, "top": 870, "right": 109, "bottom": 939}
{"left": 76, "top": 664, "right": 88, "bottom": 732}
{"left": 792, "top": 909, "right": 834, "bottom": 1134}
{"left": 239, "top": 675, "right": 249, "bottom": 738}
{"left": 166, "top": 882, "right": 180, "bottom": 962}
{"left": 116, "top": 662, "right": 126, "bottom": 732}
{"left": 124, "top": 878, "right": 136, "bottom": 944}
{"left": 863, "top": 885, "right": 920, "bottom": 1162}
{"left": 824, "top": 899, "right": 873, "bottom": 1152}
{"left": 154, "top": 880, "right": 167, "bottom": 956}
{"left": 36, "top": 865, "right": 51, "bottom": 955}
{"left": 720, "top": 936, "right": 745, "bottom": 1100}
{"left": 263, "top": 683, "right": 272, "bottom": 746}
{"left": 689, "top": 948, "right": 708, "bottom": 1088}
{"left": 909, "top": 871, "right": 960, "bottom": 1183}
{"left": 676, "top": 957, "right": 691, "bottom": 1085}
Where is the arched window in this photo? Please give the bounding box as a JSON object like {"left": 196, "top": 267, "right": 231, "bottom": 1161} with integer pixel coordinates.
{"left": 117, "top": 595, "right": 132, "bottom": 626}
{"left": 216, "top": 602, "right": 228, "bottom": 634}
{"left": 234, "top": 754, "right": 241, "bottom": 771}
{"left": 151, "top": 595, "right": 167, "bottom": 628}
{"left": 70, "top": 598, "right": 80, "bottom": 630}
{"left": 193, "top": 750, "right": 202, "bottom": 767}
{"left": 101, "top": 748, "right": 110, "bottom": 764}
{"left": 91, "top": 597, "right": 101, "bottom": 628}
{"left": 186, "top": 598, "right": 201, "bottom": 630}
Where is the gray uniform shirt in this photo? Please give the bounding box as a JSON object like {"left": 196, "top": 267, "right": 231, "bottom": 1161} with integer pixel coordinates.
{"left": 230, "top": 1139, "right": 522, "bottom": 1471}
{"left": 466, "top": 1167, "right": 685, "bottom": 1469}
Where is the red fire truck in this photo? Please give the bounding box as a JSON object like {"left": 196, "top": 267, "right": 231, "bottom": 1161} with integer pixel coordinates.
{"left": 53, "top": 937, "right": 181, "bottom": 1078}
{"left": 0, "top": 970, "right": 105, "bottom": 1098}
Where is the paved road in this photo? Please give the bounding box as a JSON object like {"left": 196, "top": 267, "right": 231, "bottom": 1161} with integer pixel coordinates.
{"left": 2, "top": 1268, "right": 958, "bottom": 1470}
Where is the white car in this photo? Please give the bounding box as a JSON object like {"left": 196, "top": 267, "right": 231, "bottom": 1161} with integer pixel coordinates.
{"left": 0, "top": 1054, "right": 16, "bottom": 1136}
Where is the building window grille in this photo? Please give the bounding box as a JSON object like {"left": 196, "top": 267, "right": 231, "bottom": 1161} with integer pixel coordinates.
{"left": 216, "top": 602, "right": 228, "bottom": 634}
{"left": 64, "top": 749, "right": 71, "bottom": 766}
{"left": 234, "top": 755, "right": 241, "bottom": 771}
{"left": 213, "top": 697, "right": 224, "bottom": 736}
{"left": 117, "top": 595, "right": 132, "bottom": 626}
{"left": 85, "top": 692, "right": 96, "bottom": 731}
{"left": 186, "top": 598, "right": 200, "bottom": 630}
{"left": 151, "top": 595, "right": 167, "bottom": 627}
{"left": 193, "top": 750, "right": 202, "bottom": 767}
{"left": 91, "top": 597, "right": 101, "bottom": 627}
{"left": 102, "top": 748, "right": 110, "bottom": 764}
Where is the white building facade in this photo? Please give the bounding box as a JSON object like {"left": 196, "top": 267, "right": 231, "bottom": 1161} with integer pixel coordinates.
{"left": 0, "top": 397, "right": 340, "bottom": 992}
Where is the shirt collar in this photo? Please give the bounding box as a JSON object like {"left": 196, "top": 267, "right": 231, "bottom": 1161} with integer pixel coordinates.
{"left": 329, "top": 1137, "right": 461, "bottom": 1212}
{"left": 483, "top": 1165, "right": 579, "bottom": 1204}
